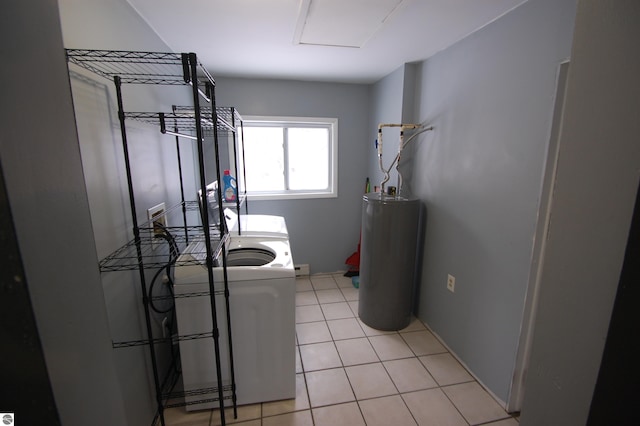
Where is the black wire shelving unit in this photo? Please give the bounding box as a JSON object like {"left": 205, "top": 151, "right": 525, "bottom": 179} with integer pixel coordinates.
{"left": 125, "top": 106, "right": 248, "bottom": 219}
{"left": 65, "top": 49, "right": 240, "bottom": 426}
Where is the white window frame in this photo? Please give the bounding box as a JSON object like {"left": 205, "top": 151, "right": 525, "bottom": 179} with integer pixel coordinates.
{"left": 235, "top": 116, "right": 338, "bottom": 200}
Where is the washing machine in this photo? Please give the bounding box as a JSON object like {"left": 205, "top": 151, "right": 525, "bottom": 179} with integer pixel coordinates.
{"left": 223, "top": 208, "right": 289, "bottom": 239}
{"left": 173, "top": 236, "right": 296, "bottom": 410}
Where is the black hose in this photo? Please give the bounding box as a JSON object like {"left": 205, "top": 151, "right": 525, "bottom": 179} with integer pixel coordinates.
{"left": 148, "top": 226, "right": 179, "bottom": 315}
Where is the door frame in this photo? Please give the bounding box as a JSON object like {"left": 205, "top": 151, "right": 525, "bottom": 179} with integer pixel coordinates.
{"left": 507, "top": 60, "right": 570, "bottom": 412}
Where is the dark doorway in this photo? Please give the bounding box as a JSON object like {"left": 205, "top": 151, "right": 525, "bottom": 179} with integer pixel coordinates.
{"left": 0, "top": 162, "right": 60, "bottom": 425}
{"left": 587, "top": 180, "right": 640, "bottom": 425}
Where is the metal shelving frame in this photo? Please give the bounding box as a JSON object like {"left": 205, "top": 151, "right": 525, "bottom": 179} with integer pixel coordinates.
{"left": 65, "top": 49, "right": 236, "bottom": 426}
{"left": 226, "top": 107, "right": 249, "bottom": 221}
{"left": 158, "top": 106, "right": 248, "bottom": 219}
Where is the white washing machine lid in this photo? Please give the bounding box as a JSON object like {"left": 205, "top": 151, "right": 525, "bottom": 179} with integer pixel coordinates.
{"left": 174, "top": 237, "right": 294, "bottom": 291}
{"left": 223, "top": 208, "right": 289, "bottom": 238}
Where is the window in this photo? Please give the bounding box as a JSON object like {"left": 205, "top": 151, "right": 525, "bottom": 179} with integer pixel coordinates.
{"left": 237, "top": 116, "right": 338, "bottom": 200}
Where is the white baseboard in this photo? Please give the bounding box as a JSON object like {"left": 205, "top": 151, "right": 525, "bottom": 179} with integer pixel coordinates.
{"left": 421, "top": 319, "right": 509, "bottom": 411}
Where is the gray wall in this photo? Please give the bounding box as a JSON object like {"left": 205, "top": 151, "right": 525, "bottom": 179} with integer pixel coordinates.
{"left": 391, "top": 0, "right": 577, "bottom": 403}
{"left": 520, "top": 1, "right": 640, "bottom": 424}
{"left": 1, "top": 1, "right": 129, "bottom": 424}
{"left": 214, "top": 77, "right": 370, "bottom": 273}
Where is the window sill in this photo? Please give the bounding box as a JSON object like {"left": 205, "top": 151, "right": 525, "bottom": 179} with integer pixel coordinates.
{"left": 246, "top": 191, "right": 338, "bottom": 201}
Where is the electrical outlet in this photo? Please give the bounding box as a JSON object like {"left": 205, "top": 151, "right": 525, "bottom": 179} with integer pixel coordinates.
{"left": 148, "top": 202, "right": 167, "bottom": 251}
{"left": 447, "top": 274, "right": 455, "bottom": 293}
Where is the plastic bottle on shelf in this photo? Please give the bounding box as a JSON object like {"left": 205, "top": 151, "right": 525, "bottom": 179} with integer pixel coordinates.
{"left": 223, "top": 170, "right": 237, "bottom": 202}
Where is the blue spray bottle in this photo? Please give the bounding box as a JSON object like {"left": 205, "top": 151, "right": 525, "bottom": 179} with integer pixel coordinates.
{"left": 223, "top": 169, "right": 237, "bottom": 202}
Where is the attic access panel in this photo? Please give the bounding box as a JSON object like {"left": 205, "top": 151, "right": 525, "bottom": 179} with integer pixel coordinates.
{"left": 294, "top": 0, "right": 406, "bottom": 48}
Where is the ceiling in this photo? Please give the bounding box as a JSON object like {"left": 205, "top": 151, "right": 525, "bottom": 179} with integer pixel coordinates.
{"left": 126, "top": 0, "right": 527, "bottom": 84}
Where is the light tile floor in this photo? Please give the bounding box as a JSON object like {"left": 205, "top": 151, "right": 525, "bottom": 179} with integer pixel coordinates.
{"left": 164, "top": 273, "right": 519, "bottom": 426}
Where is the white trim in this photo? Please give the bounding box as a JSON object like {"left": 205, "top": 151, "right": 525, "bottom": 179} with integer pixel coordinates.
{"left": 248, "top": 191, "right": 338, "bottom": 201}
{"left": 240, "top": 116, "right": 338, "bottom": 200}
{"left": 292, "top": 0, "right": 311, "bottom": 45}
{"left": 508, "top": 60, "right": 570, "bottom": 412}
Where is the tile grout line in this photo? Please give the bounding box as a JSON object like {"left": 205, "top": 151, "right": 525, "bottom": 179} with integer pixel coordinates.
{"left": 308, "top": 275, "right": 340, "bottom": 426}
{"left": 375, "top": 343, "right": 422, "bottom": 426}
{"left": 323, "top": 275, "right": 369, "bottom": 426}
{"left": 295, "top": 275, "right": 517, "bottom": 426}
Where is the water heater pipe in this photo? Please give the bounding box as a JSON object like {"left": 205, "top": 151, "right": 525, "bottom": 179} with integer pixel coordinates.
{"left": 377, "top": 123, "right": 433, "bottom": 194}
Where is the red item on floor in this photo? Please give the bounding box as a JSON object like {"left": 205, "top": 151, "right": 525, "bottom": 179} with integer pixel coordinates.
{"left": 344, "top": 239, "right": 361, "bottom": 277}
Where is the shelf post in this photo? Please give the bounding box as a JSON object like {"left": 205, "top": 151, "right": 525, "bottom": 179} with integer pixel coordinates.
{"left": 237, "top": 112, "right": 248, "bottom": 216}
{"left": 212, "top": 95, "right": 238, "bottom": 419}
{"left": 186, "top": 52, "right": 227, "bottom": 424}
{"left": 114, "top": 75, "right": 166, "bottom": 426}
{"left": 173, "top": 125, "right": 189, "bottom": 245}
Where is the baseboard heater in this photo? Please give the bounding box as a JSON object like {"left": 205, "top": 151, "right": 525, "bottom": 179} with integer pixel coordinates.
{"left": 294, "top": 264, "right": 310, "bottom": 276}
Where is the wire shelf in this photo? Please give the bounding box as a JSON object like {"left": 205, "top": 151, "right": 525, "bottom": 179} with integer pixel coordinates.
{"left": 97, "top": 200, "right": 228, "bottom": 271}
{"left": 99, "top": 226, "right": 227, "bottom": 272}
{"left": 216, "top": 106, "right": 243, "bottom": 129}
{"left": 164, "top": 384, "right": 234, "bottom": 403}
{"left": 163, "top": 388, "right": 235, "bottom": 410}
{"left": 151, "top": 290, "right": 222, "bottom": 302}
{"left": 65, "top": 49, "right": 215, "bottom": 86}
{"left": 152, "top": 367, "right": 234, "bottom": 423}
{"left": 172, "top": 106, "right": 243, "bottom": 133}
{"left": 113, "top": 331, "right": 217, "bottom": 348}
{"left": 124, "top": 106, "right": 241, "bottom": 138}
